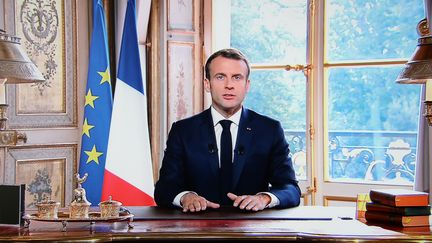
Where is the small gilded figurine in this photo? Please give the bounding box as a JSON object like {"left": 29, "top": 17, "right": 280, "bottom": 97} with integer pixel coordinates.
{"left": 72, "top": 173, "right": 90, "bottom": 204}
{"left": 70, "top": 173, "right": 91, "bottom": 218}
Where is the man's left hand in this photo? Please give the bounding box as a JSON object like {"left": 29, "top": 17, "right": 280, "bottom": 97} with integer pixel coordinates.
{"left": 227, "top": 192, "right": 270, "bottom": 211}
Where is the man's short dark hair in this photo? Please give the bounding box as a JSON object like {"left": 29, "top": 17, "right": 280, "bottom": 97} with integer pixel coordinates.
{"left": 204, "top": 48, "right": 250, "bottom": 80}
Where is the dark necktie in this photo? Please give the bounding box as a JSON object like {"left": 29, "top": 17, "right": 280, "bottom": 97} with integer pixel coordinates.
{"left": 219, "top": 119, "right": 232, "bottom": 205}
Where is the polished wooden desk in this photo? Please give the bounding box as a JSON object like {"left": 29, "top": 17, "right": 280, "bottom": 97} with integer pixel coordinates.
{"left": 0, "top": 206, "right": 431, "bottom": 242}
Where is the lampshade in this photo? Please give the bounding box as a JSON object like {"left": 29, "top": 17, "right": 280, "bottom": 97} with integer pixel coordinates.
{"left": 395, "top": 35, "right": 432, "bottom": 84}
{"left": 397, "top": 36, "right": 432, "bottom": 125}
{"left": 396, "top": 0, "right": 432, "bottom": 84}
{"left": 0, "top": 29, "right": 45, "bottom": 146}
{"left": 395, "top": 0, "right": 432, "bottom": 126}
{"left": 0, "top": 29, "right": 44, "bottom": 83}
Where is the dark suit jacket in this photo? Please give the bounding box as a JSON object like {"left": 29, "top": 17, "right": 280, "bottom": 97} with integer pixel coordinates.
{"left": 154, "top": 108, "right": 301, "bottom": 208}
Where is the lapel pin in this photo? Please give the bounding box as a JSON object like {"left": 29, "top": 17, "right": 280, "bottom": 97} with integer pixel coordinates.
{"left": 246, "top": 127, "right": 252, "bottom": 131}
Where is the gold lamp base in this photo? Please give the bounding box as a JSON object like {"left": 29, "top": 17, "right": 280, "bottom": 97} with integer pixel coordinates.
{"left": 0, "top": 104, "right": 26, "bottom": 146}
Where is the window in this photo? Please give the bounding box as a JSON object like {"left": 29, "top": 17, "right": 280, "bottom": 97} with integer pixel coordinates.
{"left": 211, "top": 0, "right": 424, "bottom": 204}
{"left": 325, "top": 0, "right": 422, "bottom": 184}
{"left": 230, "top": 0, "right": 308, "bottom": 180}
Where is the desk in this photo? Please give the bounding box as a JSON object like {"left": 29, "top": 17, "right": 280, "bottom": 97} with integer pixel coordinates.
{"left": 0, "top": 206, "right": 431, "bottom": 242}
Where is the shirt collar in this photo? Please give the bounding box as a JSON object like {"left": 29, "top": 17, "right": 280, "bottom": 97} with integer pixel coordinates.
{"left": 211, "top": 106, "right": 242, "bottom": 127}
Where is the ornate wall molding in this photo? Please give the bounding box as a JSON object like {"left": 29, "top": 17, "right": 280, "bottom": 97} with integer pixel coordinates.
{"left": 4, "top": 144, "right": 77, "bottom": 208}
{"left": 6, "top": 0, "right": 77, "bottom": 128}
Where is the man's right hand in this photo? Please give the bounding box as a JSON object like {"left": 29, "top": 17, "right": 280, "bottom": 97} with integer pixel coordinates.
{"left": 180, "top": 192, "right": 220, "bottom": 212}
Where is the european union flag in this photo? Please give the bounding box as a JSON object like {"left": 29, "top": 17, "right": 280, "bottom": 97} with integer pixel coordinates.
{"left": 78, "top": 0, "right": 112, "bottom": 205}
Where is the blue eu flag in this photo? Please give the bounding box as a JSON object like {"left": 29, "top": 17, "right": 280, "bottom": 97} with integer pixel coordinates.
{"left": 78, "top": 0, "right": 112, "bottom": 205}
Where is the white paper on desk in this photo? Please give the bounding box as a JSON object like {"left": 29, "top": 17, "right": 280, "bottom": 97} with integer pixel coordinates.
{"left": 261, "top": 219, "right": 404, "bottom": 236}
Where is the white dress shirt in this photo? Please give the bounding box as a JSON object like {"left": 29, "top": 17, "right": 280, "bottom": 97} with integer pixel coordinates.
{"left": 211, "top": 106, "right": 241, "bottom": 165}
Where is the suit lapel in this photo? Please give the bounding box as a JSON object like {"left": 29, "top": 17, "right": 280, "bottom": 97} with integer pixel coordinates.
{"left": 232, "top": 108, "right": 254, "bottom": 190}
{"left": 201, "top": 108, "right": 219, "bottom": 177}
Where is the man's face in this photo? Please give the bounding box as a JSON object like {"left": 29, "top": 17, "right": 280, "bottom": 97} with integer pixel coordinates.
{"left": 204, "top": 56, "right": 250, "bottom": 117}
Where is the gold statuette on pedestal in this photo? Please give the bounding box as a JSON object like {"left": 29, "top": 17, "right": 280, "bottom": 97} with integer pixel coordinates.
{"left": 69, "top": 173, "right": 91, "bottom": 219}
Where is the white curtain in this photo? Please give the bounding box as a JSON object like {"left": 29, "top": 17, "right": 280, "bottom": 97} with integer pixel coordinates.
{"left": 414, "top": 84, "right": 432, "bottom": 204}
{"left": 413, "top": 0, "right": 432, "bottom": 204}
{"left": 115, "top": 0, "right": 151, "bottom": 70}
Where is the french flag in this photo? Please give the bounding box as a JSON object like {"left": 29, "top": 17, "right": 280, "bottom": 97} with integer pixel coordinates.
{"left": 101, "top": 0, "right": 155, "bottom": 206}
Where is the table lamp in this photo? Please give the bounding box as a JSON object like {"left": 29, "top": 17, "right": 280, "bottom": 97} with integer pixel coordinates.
{"left": 0, "top": 29, "right": 44, "bottom": 146}
{"left": 395, "top": 0, "right": 432, "bottom": 126}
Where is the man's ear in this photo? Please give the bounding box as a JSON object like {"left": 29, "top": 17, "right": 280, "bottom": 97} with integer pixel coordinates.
{"left": 204, "top": 79, "right": 211, "bottom": 92}
{"left": 246, "top": 79, "right": 251, "bottom": 92}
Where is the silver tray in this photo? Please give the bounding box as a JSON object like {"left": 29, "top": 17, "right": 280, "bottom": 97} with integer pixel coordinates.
{"left": 23, "top": 211, "right": 134, "bottom": 231}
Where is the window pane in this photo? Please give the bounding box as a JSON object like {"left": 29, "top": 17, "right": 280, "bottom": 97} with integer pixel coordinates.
{"left": 231, "top": 0, "right": 307, "bottom": 64}
{"left": 328, "top": 67, "right": 420, "bottom": 131}
{"left": 230, "top": 0, "right": 308, "bottom": 180}
{"left": 326, "top": 0, "right": 423, "bottom": 61}
{"left": 327, "top": 66, "right": 421, "bottom": 184}
{"left": 245, "top": 70, "right": 307, "bottom": 180}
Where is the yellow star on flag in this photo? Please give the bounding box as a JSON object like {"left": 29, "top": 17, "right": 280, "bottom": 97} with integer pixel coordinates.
{"left": 84, "top": 145, "right": 103, "bottom": 164}
{"left": 98, "top": 67, "right": 111, "bottom": 85}
{"left": 82, "top": 118, "right": 95, "bottom": 138}
{"left": 85, "top": 89, "right": 99, "bottom": 108}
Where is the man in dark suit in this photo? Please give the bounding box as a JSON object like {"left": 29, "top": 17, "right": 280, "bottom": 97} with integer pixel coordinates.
{"left": 154, "top": 48, "right": 301, "bottom": 212}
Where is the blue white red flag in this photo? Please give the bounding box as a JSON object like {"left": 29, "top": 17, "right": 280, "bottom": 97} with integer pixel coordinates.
{"left": 101, "top": 0, "right": 155, "bottom": 206}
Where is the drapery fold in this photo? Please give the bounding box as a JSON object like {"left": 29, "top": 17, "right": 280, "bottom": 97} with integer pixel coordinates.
{"left": 414, "top": 84, "right": 432, "bottom": 204}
